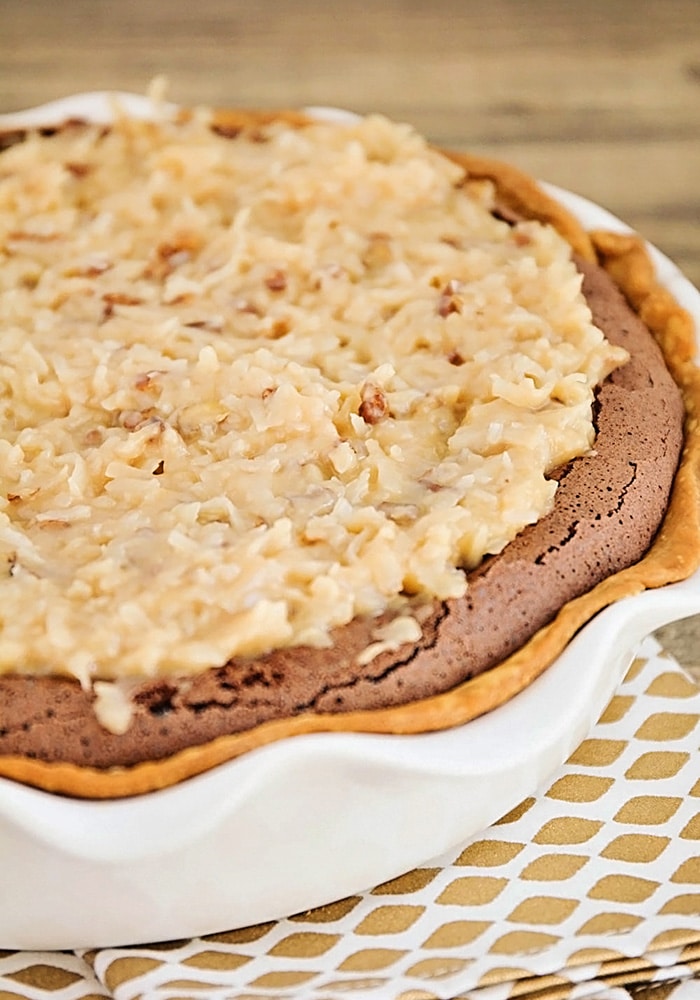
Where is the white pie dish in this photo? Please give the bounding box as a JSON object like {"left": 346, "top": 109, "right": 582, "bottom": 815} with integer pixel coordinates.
{"left": 0, "top": 93, "right": 698, "bottom": 950}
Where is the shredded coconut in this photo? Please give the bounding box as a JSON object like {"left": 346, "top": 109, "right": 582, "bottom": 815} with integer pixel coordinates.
{"left": 0, "top": 112, "right": 627, "bottom": 682}
{"left": 356, "top": 615, "right": 424, "bottom": 666}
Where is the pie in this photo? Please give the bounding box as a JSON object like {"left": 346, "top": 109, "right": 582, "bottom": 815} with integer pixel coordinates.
{"left": 0, "top": 105, "right": 698, "bottom": 797}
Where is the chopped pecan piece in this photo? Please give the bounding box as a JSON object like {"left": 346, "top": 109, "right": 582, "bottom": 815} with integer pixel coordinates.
{"left": 144, "top": 233, "right": 202, "bottom": 280}
{"left": 118, "top": 408, "right": 156, "bottom": 431}
{"left": 84, "top": 429, "right": 103, "bottom": 447}
{"left": 64, "top": 161, "right": 92, "bottom": 178}
{"left": 184, "top": 317, "right": 224, "bottom": 332}
{"left": 512, "top": 227, "right": 533, "bottom": 247}
{"left": 358, "top": 383, "right": 389, "bottom": 425}
{"left": 134, "top": 371, "right": 164, "bottom": 392}
{"left": 437, "top": 279, "right": 463, "bottom": 317}
{"left": 233, "top": 298, "right": 262, "bottom": 316}
{"left": 264, "top": 318, "right": 291, "bottom": 339}
{"left": 64, "top": 257, "right": 111, "bottom": 278}
{"left": 102, "top": 292, "right": 143, "bottom": 317}
{"left": 264, "top": 268, "right": 288, "bottom": 292}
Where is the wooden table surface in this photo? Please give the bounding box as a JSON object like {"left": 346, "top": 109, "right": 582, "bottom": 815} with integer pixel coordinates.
{"left": 1, "top": 0, "right": 699, "bottom": 680}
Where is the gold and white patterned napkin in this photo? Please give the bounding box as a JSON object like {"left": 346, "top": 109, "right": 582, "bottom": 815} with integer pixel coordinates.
{"left": 1, "top": 634, "right": 698, "bottom": 1000}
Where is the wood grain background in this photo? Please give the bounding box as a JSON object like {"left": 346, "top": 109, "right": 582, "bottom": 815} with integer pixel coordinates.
{"left": 2, "top": 0, "right": 699, "bottom": 676}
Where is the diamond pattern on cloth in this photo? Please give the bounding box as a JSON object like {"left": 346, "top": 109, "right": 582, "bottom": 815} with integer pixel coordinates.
{"left": 1, "top": 636, "right": 698, "bottom": 1000}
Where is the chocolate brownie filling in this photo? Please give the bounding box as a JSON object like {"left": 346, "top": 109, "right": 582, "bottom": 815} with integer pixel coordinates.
{"left": 0, "top": 254, "right": 684, "bottom": 770}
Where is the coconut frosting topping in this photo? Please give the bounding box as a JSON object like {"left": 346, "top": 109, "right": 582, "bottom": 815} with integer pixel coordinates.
{"left": 0, "top": 111, "right": 627, "bottom": 684}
